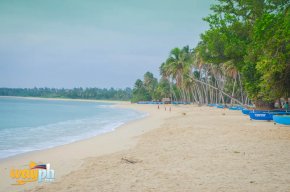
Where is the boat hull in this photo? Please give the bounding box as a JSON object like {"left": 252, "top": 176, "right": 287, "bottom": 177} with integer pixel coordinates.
{"left": 273, "top": 115, "right": 290, "bottom": 125}
{"left": 249, "top": 112, "right": 273, "bottom": 120}
{"left": 242, "top": 109, "right": 251, "bottom": 115}
{"left": 249, "top": 112, "right": 290, "bottom": 121}
{"left": 229, "top": 106, "right": 244, "bottom": 110}
{"left": 243, "top": 109, "right": 286, "bottom": 115}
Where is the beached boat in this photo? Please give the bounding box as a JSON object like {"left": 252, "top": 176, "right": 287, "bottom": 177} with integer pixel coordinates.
{"left": 249, "top": 112, "right": 290, "bottom": 121}
{"left": 249, "top": 112, "right": 272, "bottom": 121}
{"left": 172, "top": 101, "right": 191, "bottom": 105}
{"left": 242, "top": 109, "right": 251, "bottom": 115}
{"left": 229, "top": 106, "right": 239, "bottom": 110}
{"left": 242, "top": 109, "right": 286, "bottom": 115}
{"left": 229, "top": 106, "right": 244, "bottom": 110}
{"left": 273, "top": 115, "right": 290, "bottom": 125}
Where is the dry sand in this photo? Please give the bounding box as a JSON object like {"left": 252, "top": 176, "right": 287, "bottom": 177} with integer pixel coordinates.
{"left": 1, "top": 104, "right": 290, "bottom": 192}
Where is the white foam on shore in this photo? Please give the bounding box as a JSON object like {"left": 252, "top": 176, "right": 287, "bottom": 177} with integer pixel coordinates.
{"left": 0, "top": 108, "right": 146, "bottom": 159}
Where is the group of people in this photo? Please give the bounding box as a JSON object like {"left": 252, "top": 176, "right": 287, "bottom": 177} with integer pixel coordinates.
{"left": 157, "top": 105, "right": 171, "bottom": 111}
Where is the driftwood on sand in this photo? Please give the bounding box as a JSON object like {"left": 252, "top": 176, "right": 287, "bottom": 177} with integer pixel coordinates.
{"left": 121, "top": 157, "right": 142, "bottom": 164}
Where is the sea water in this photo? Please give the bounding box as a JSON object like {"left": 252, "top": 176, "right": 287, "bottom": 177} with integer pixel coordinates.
{"left": 0, "top": 97, "right": 145, "bottom": 159}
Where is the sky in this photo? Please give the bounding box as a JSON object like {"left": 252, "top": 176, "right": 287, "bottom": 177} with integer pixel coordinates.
{"left": 0, "top": 0, "right": 215, "bottom": 89}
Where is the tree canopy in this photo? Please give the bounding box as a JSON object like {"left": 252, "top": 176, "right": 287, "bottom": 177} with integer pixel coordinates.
{"left": 131, "top": 0, "right": 289, "bottom": 108}
{"left": 0, "top": 87, "right": 132, "bottom": 101}
{"left": 201, "top": 0, "right": 290, "bottom": 105}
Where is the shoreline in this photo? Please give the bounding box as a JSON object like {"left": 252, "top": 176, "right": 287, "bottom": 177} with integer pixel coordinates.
{"left": 0, "top": 111, "right": 148, "bottom": 161}
{"left": 0, "top": 103, "right": 165, "bottom": 192}
{"left": 0, "top": 97, "right": 138, "bottom": 160}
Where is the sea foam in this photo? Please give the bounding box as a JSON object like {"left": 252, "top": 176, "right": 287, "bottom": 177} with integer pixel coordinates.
{"left": 0, "top": 97, "right": 145, "bottom": 159}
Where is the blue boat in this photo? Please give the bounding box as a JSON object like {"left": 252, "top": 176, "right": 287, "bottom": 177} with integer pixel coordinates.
{"left": 273, "top": 115, "right": 290, "bottom": 125}
{"left": 249, "top": 112, "right": 290, "bottom": 121}
{"left": 229, "top": 106, "right": 244, "bottom": 110}
{"left": 172, "top": 101, "right": 191, "bottom": 105}
{"left": 249, "top": 112, "right": 273, "bottom": 121}
{"left": 242, "top": 109, "right": 251, "bottom": 115}
{"left": 216, "top": 105, "right": 225, "bottom": 109}
{"left": 242, "top": 109, "right": 285, "bottom": 115}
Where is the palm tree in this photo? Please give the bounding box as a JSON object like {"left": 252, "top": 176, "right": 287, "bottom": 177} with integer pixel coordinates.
{"left": 159, "top": 45, "right": 247, "bottom": 105}
{"left": 164, "top": 46, "right": 193, "bottom": 101}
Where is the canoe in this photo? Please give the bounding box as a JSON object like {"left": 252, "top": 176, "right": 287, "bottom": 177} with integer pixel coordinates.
{"left": 249, "top": 112, "right": 290, "bottom": 121}
{"left": 242, "top": 109, "right": 286, "bottom": 115}
{"left": 242, "top": 109, "right": 251, "bottom": 115}
{"left": 249, "top": 112, "right": 273, "bottom": 121}
{"left": 172, "top": 101, "right": 191, "bottom": 105}
{"left": 273, "top": 115, "right": 290, "bottom": 125}
{"left": 229, "top": 106, "right": 244, "bottom": 110}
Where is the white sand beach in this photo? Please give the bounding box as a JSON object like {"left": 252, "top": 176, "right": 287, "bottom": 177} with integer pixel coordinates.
{"left": 1, "top": 104, "right": 290, "bottom": 192}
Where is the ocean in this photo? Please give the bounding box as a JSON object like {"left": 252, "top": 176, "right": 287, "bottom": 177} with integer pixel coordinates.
{"left": 0, "top": 97, "right": 145, "bottom": 159}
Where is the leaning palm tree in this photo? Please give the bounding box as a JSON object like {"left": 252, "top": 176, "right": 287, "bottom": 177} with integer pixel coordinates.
{"left": 160, "top": 45, "right": 247, "bottom": 105}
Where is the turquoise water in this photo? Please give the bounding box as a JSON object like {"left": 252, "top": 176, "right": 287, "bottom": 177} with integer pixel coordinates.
{"left": 0, "top": 97, "right": 145, "bottom": 159}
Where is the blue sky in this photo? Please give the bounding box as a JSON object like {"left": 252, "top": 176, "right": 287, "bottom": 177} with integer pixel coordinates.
{"left": 0, "top": 0, "right": 215, "bottom": 88}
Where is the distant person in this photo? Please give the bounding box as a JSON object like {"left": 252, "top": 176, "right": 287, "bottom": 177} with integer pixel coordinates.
{"left": 158, "top": 105, "right": 160, "bottom": 109}
{"left": 283, "top": 101, "right": 289, "bottom": 111}
{"left": 169, "top": 106, "right": 171, "bottom": 112}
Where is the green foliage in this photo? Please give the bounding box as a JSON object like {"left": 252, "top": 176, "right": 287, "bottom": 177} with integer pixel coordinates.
{"left": 132, "top": 0, "right": 289, "bottom": 105}
{"left": 131, "top": 79, "right": 151, "bottom": 102}
{"left": 0, "top": 87, "right": 132, "bottom": 101}
{"left": 131, "top": 72, "right": 172, "bottom": 102}
{"left": 153, "top": 78, "right": 171, "bottom": 100}
{"left": 200, "top": 0, "right": 290, "bottom": 103}
{"left": 143, "top": 72, "right": 158, "bottom": 98}
{"left": 161, "top": 46, "right": 193, "bottom": 86}
{"left": 253, "top": 11, "right": 290, "bottom": 100}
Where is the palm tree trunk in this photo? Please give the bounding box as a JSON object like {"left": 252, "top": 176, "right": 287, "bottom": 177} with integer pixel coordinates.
{"left": 231, "top": 77, "right": 237, "bottom": 105}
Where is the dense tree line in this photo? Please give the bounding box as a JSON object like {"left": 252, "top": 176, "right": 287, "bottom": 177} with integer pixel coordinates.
{"left": 0, "top": 87, "right": 132, "bottom": 101}
{"left": 132, "top": 0, "right": 289, "bottom": 109}
{"left": 131, "top": 72, "right": 171, "bottom": 102}
{"left": 198, "top": 0, "right": 289, "bottom": 108}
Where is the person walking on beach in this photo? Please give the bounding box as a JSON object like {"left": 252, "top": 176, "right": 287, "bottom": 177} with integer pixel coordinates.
{"left": 158, "top": 105, "right": 160, "bottom": 109}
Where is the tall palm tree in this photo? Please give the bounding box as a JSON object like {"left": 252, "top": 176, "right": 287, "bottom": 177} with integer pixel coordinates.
{"left": 164, "top": 46, "right": 193, "bottom": 101}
